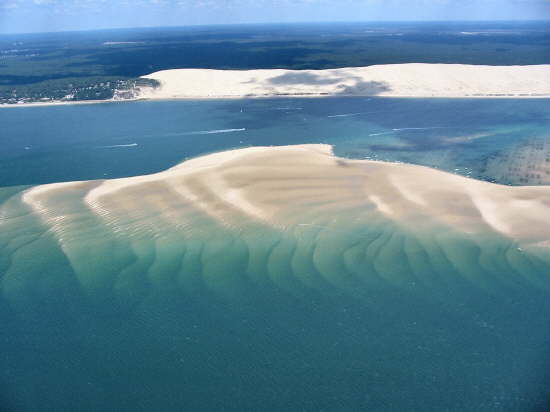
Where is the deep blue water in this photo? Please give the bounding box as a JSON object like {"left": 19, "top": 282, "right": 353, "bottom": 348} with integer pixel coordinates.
{"left": 2, "top": 98, "right": 550, "bottom": 412}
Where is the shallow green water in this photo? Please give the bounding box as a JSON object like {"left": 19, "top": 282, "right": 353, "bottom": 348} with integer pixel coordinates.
{"left": 2, "top": 98, "right": 550, "bottom": 411}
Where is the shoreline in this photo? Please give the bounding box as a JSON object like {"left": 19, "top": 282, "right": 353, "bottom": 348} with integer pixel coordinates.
{"left": 0, "top": 98, "right": 147, "bottom": 109}
{"left": 2, "top": 92, "right": 549, "bottom": 109}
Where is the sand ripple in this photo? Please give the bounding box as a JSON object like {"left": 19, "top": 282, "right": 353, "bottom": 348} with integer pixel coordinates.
{"left": 2, "top": 144, "right": 550, "bottom": 308}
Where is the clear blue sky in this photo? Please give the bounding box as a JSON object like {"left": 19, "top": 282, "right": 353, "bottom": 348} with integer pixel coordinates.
{"left": 1, "top": 0, "right": 549, "bottom": 34}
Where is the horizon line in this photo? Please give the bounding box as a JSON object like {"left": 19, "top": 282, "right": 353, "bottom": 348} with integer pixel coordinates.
{"left": 1, "top": 19, "right": 549, "bottom": 36}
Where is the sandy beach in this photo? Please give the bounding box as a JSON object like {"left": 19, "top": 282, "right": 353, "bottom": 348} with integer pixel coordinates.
{"left": 139, "top": 64, "right": 550, "bottom": 99}
{"left": 0, "top": 98, "right": 147, "bottom": 109}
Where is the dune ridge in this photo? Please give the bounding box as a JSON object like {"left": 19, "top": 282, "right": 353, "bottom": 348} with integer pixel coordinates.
{"left": 138, "top": 64, "right": 550, "bottom": 99}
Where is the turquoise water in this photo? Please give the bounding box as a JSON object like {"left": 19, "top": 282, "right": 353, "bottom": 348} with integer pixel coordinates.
{"left": 1, "top": 98, "right": 549, "bottom": 186}
{"left": 2, "top": 98, "right": 550, "bottom": 412}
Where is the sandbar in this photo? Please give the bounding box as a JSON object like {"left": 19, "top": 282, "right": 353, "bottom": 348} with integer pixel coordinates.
{"left": 19, "top": 144, "right": 550, "bottom": 249}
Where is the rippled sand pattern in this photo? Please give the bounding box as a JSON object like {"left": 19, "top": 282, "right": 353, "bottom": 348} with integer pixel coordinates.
{"left": 2, "top": 144, "right": 550, "bottom": 310}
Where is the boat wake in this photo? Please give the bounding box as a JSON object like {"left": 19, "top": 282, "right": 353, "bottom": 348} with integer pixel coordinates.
{"left": 184, "top": 128, "right": 246, "bottom": 135}
{"left": 97, "top": 143, "right": 139, "bottom": 148}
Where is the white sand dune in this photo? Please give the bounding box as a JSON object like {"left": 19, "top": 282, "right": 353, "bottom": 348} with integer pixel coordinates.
{"left": 139, "top": 64, "right": 550, "bottom": 99}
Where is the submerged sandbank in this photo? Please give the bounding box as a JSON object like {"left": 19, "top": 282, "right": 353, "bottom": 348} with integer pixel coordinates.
{"left": 2, "top": 144, "right": 550, "bottom": 306}
{"left": 139, "top": 64, "right": 550, "bottom": 99}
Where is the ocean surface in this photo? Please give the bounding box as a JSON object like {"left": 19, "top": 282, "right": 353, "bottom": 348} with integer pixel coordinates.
{"left": 2, "top": 97, "right": 550, "bottom": 187}
{"left": 2, "top": 98, "right": 550, "bottom": 412}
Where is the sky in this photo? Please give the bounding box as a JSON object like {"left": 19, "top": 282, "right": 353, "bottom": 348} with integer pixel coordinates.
{"left": 0, "top": 0, "right": 549, "bottom": 34}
